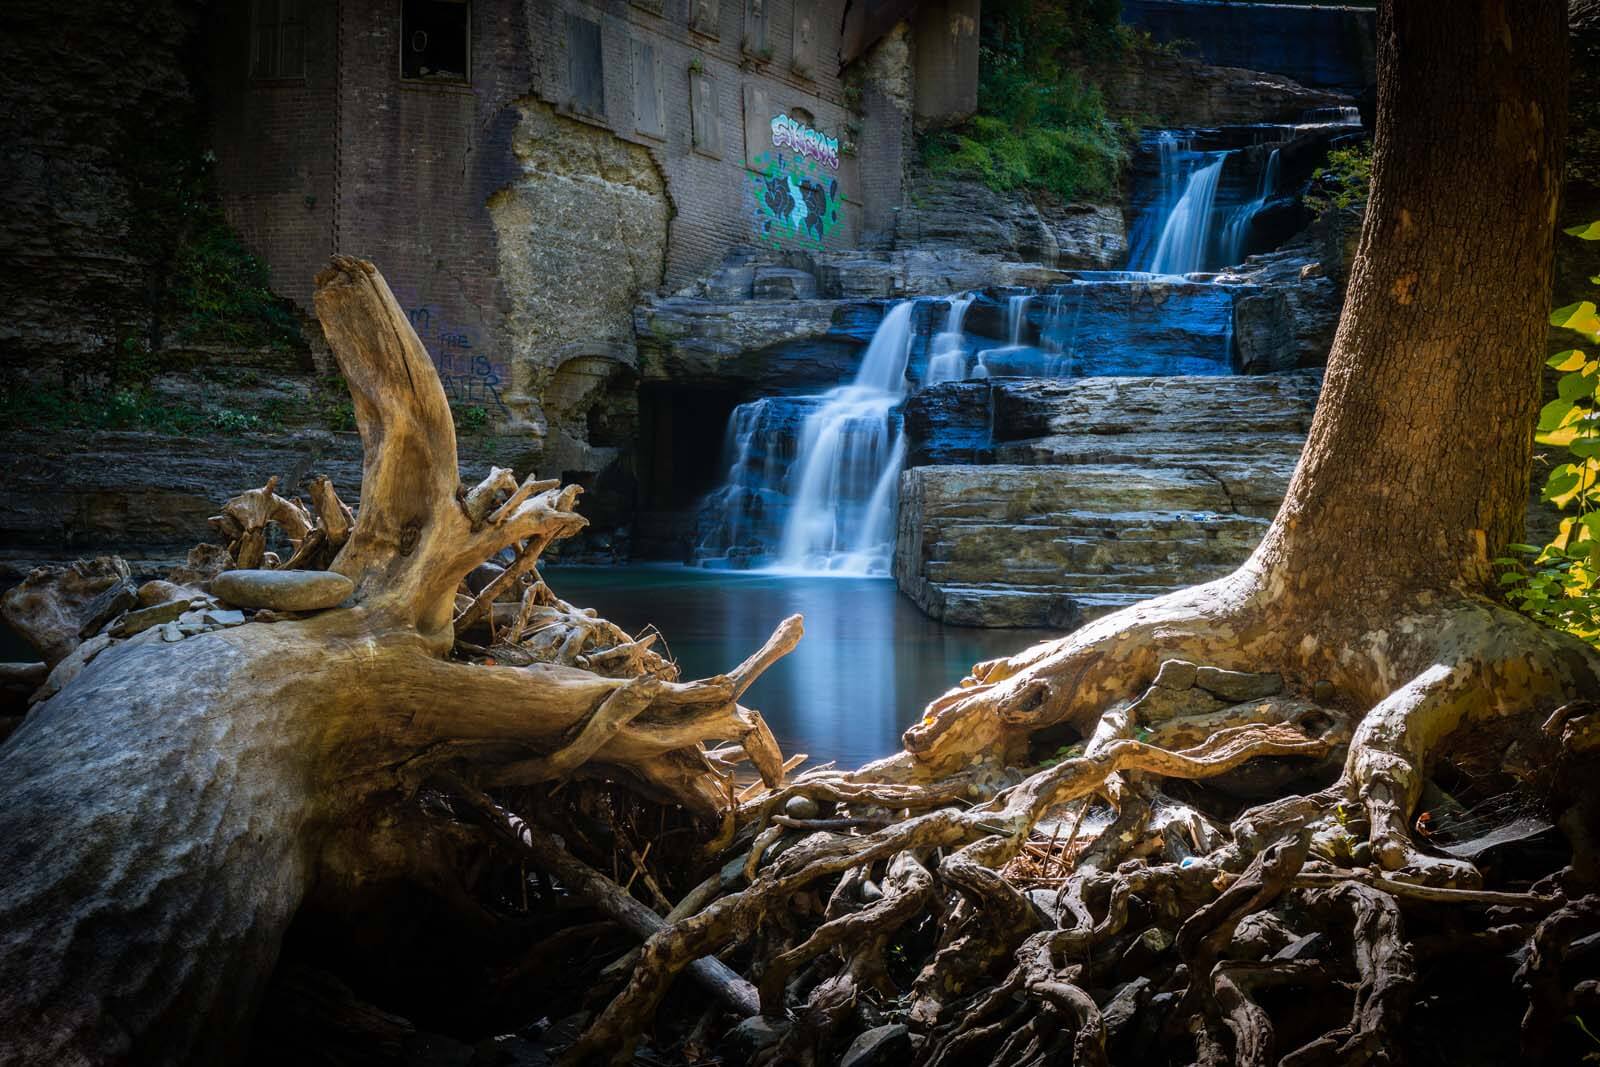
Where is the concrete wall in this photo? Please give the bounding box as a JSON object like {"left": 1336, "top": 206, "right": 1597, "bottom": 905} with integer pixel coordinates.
{"left": 1121, "top": 0, "right": 1376, "bottom": 94}
{"left": 912, "top": 0, "right": 979, "bottom": 126}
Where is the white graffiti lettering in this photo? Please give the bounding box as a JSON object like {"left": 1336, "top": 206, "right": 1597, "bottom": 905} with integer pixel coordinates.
{"left": 770, "top": 113, "right": 840, "bottom": 170}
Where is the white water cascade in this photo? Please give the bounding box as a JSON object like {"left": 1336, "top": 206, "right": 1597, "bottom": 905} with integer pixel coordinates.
{"left": 972, "top": 293, "right": 1031, "bottom": 379}
{"left": 924, "top": 293, "right": 976, "bottom": 386}
{"left": 773, "top": 300, "right": 917, "bottom": 575}
{"left": 1220, "top": 147, "right": 1280, "bottom": 268}
{"left": 1146, "top": 151, "right": 1228, "bottom": 275}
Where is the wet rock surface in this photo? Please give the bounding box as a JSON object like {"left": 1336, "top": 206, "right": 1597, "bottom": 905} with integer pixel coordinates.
{"left": 896, "top": 372, "right": 1320, "bottom": 627}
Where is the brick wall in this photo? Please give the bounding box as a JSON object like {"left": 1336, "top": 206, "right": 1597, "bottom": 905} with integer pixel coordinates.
{"left": 335, "top": 0, "right": 530, "bottom": 429}
{"left": 208, "top": 1, "right": 339, "bottom": 311}
{"left": 524, "top": 0, "right": 859, "bottom": 288}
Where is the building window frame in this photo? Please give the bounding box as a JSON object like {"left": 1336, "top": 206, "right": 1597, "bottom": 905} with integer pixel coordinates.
{"left": 399, "top": 0, "right": 472, "bottom": 87}
{"left": 251, "top": 0, "right": 307, "bottom": 82}
{"left": 565, "top": 13, "right": 606, "bottom": 119}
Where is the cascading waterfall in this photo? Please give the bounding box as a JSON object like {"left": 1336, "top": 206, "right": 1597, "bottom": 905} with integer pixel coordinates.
{"left": 694, "top": 399, "right": 786, "bottom": 567}
{"left": 1220, "top": 147, "right": 1280, "bottom": 268}
{"left": 972, "top": 293, "right": 1031, "bottom": 380}
{"left": 695, "top": 111, "right": 1365, "bottom": 571}
{"left": 1300, "top": 105, "right": 1362, "bottom": 125}
{"left": 1145, "top": 152, "right": 1228, "bottom": 275}
{"left": 924, "top": 293, "right": 976, "bottom": 386}
{"left": 775, "top": 301, "right": 917, "bottom": 574}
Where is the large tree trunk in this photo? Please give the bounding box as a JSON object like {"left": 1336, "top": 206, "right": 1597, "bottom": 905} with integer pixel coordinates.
{"left": 0, "top": 260, "right": 798, "bottom": 1065}
{"left": 1257, "top": 0, "right": 1568, "bottom": 600}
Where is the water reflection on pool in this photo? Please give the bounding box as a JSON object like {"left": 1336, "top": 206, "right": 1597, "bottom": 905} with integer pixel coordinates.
{"left": 541, "top": 565, "right": 1053, "bottom": 770}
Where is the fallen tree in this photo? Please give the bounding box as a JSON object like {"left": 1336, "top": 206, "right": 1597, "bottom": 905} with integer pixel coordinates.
{"left": 2, "top": 2, "right": 1599, "bottom": 1065}
{"left": 0, "top": 257, "right": 803, "bottom": 1065}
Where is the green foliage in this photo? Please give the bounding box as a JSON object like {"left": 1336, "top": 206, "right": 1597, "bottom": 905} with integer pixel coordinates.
{"left": 921, "top": 2, "right": 1128, "bottom": 202}
{"left": 1036, "top": 742, "right": 1085, "bottom": 769}
{"left": 165, "top": 187, "right": 302, "bottom": 349}
{"left": 1304, "top": 142, "right": 1373, "bottom": 214}
{"left": 0, "top": 382, "right": 273, "bottom": 436}
{"left": 1499, "top": 221, "right": 1600, "bottom": 644}
{"left": 113, "top": 114, "right": 301, "bottom": 385}
{"left": 452, "top": 403, "right": 490, "bottom": 436}
{"left": 316, "top": 375, "right": 358, "bottom": 433}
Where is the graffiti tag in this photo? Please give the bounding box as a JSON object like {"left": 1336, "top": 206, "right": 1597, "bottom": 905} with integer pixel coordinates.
{"left": 748, "top": 150, "right": 842, "bottom": 251}
{"left": 770, "top": 113, "right": 840, "bottom": 170}
{"left": 404, "top": 303, "right": 511, "bottom": 416}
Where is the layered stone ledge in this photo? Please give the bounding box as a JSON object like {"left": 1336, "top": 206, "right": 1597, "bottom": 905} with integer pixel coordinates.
{"left": 894, "top": 371, "right": 1321, "bottom": 628}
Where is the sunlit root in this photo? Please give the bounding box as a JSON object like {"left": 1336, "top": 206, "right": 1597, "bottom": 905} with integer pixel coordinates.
{"left": 555, "top": 566, "right": 1600, "bottom": 1067}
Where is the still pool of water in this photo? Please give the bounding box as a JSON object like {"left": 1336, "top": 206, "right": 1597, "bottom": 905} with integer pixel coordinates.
{"left": 541, "top": 565, "right": 1053, "bottom": 770}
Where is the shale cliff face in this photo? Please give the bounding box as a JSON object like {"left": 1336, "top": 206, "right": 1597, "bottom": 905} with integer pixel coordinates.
{"left": 0, "top": 0, "right": 209, "bottom": 371}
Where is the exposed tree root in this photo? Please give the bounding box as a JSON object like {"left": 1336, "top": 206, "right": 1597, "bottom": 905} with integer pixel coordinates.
{"left": 534, "top": 564, "right": 1600, "bottom": 1066}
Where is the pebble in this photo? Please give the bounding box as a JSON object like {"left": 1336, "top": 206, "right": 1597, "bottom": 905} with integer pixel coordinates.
{"left": 783, "top": 794, "right": 820, "bottom": 820}
{"left": 211, "top": 569, "right": 354, "bottom": 612}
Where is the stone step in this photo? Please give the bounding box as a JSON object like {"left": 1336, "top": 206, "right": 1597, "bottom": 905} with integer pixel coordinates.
{"left": 994, "top": 430, "right": 1308, "bottom": 466}
{"left": 989, "top": 372, "right": 1322, "bottom": 440}
{"left": 903, "top": 463, "right": 1273, "bottom": 520}
{"left": 912, "top": 582, "right": 1157, "bottom": 629}
{"left": 924, "top": 559, "right": 1239, "bottom": 590}
{"left": 924, "top": 523, "right": 1264, "bottom": 567}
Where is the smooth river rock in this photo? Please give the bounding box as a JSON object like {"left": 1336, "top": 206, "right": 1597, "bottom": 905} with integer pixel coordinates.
{"left": 211, "top": 569, "right": 354, "bottom": 612}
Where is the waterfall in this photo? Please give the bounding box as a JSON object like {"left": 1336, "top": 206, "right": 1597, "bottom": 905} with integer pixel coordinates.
{"left": 924, "top": 293, "right": 975, "bottom": 386}
{"left": 1146, "top": 152, "right": 1228, "bottom": 275}
{"left": 1219, "top": 147, "right": 1280, "bottom": 268}
{"left": 694, "top": 397, "right": 793, "bottom": 568}
{"left": 775, "top": 301, "right": 916, "bottom": 574}
{"left": 1043, "top": 290, "right": 1084, "bottom": 377}
{"left": 1300, "top": 105, "right": 1362, "bottom": 125}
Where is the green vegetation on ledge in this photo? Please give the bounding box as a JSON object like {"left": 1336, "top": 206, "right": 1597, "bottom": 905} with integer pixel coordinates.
{"left": 0, "top": 383, "right": 277, "bottom": 436}
{"left": 920, "top": 0, "right": 1129, "bottom": 203}
{"left": 1304, "top": 141, "right": 1373, "bottom": 215}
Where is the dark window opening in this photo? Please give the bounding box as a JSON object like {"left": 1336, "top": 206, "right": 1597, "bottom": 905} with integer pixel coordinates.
{"left": 566, "top": 14, "right": 605, "bottom": 116}
{"left": 252, "top": 0, "right": 305, "bottom": 80}
{"left": 401, "top": 0, "right": 470, "bottom": 84}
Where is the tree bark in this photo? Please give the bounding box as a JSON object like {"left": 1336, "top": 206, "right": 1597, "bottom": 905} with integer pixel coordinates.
{"left": 1254, "top": 0, "right": 1570, "bottom": 599}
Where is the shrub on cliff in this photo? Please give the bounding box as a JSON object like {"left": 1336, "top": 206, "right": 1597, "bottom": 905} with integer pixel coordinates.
{"left": 921, "top": 1, "right": 1127, "bottom": 202}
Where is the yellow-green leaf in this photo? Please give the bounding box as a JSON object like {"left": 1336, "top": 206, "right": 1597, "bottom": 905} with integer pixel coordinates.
{"left": 1539, "top": 397, "right": 1580, "bottom": 431}
{"left": 1552, "top": 301, "right": 1600, "bottom": 341}
{"left": 1550, "top": 349, "right": 1589, "bottom": 372}
{"left": 1565, "top": 219, "right": 1600, "bottom": 240}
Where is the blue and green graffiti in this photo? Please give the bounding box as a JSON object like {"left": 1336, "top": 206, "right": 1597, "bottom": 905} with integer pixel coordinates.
{"left": 748, "top": 150, "right": 842, "bottom": 250}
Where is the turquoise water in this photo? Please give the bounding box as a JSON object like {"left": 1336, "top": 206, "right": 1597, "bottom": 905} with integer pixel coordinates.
{"left": 541, "top": 565, "right": 1051, "bottom": 769}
